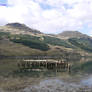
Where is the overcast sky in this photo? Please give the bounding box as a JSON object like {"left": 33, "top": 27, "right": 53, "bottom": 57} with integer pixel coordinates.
{"left": 0, "top": 0, "right": 92, "bottom": 35}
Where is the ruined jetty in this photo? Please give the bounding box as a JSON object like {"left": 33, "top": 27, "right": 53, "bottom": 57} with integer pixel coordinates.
{"left": 17, "top": 59, "right": 71, "bottom": 72}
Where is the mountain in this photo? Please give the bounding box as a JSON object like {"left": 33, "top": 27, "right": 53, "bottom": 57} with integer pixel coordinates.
{"left": 58, "top": 31, "right": 92, "bottom": 53}
{"left": 0, "top": 23, "right": 42, "bottom": 35}
{"left": 58, "top": 31, "right": 88, "bottom": 39}
{"left": 0, "top": 23, "right": 92, "bottom": 57}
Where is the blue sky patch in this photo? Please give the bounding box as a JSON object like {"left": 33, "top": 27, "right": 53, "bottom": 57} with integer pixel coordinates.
{"left": 0, "top": 0, "right": 7, "bottom": 4}
{"left": 40, "top": 3, "right": 53, "bottom": 10}
{"left": 63, "top": 4, "right": 73, "bottom": 9}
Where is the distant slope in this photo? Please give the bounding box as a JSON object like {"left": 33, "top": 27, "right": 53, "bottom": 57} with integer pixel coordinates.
{"left": 58, "top": 31, "right": 88, "bottom": 38}
{"left": 57, "top": 31, "right": 92, "bottom": 53}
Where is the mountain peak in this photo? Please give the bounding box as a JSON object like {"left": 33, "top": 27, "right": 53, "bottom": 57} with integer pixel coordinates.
{"left": 6, "top": 23, "right": 26, "bottom": 28}
{"left": 5, "top": 22, "right": 42, "bottom": 34}
{"left": 58, "top": 31, "right": 88, "bottom": 38}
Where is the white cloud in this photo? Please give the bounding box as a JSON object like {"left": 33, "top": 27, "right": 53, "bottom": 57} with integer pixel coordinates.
{"left": 0, "top": 0, "right": 92, "bottom": 34}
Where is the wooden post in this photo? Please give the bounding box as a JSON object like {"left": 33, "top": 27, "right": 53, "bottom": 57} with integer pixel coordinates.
{"left": 46, "top": 61, "right": 47, "bottom": 69}
{"left": 68, "top": 64, "right": 71, "bottom": 73}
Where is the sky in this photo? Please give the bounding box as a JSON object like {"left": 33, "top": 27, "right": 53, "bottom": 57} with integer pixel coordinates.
{"left": 0, "top": 0, "right": 7, "bottom": 3}
{"left": 0, "top": 0, "right": 92, "bottom": 35}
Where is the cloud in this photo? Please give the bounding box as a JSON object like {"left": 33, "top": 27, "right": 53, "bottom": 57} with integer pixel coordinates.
{"left": 0, "top": 0, "right": 92, "bottom": 34}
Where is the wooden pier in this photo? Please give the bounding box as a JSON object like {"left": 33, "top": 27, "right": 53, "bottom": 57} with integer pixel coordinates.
{"left": 17, "top": 59, "right": 71, "bottom": 72}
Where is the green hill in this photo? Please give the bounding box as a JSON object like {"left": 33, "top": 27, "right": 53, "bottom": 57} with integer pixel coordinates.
{"left": 68, "top": 37, "right": 92, "bottom": 52}
{"left": 0, "top": 23, "right": 92, "bottom": 57}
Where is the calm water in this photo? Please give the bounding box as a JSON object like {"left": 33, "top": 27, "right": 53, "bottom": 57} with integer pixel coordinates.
{"left": 0, "top": 57, "right": 92, "bottom": 92}
{"left": 20, "top": 72, "right": 92, "bottom": 92}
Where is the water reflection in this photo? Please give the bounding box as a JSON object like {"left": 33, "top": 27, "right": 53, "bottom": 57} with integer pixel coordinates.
{"left": 81, "top": 75, "right": 92, "bottom": 87}
{"left": 22, "top": 74, "right": 92, "bottom": 92}
{"left": 13, "top": 70, "right": 71, "bottom": 78}
{"left": 0, "top": 57, "right": 92, "bottom": 92}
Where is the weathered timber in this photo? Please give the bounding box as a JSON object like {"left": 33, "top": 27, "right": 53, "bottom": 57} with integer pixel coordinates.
{"left": 17, "top": 59, "right": 71, "bottom": 72}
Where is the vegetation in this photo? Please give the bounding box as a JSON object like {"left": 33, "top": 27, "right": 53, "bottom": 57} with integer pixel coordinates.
{"left": 8, "top": 34, "right": 40, "bottom": 40}
{"left": 11, "top": 38, "right": 49, "bottom": 51}
{"left": 0, "top": 32, "right": 10, "bottom": 39}
{"left": 0, "top": 32, "right": 49, "bottom": 51}
{"left": 9, "top": 34, "right": 49, "bottom": 51}
{"left": 43, "top": 36, "right": 74, "bottom": 48}
{"left": 68, "top": 38, "right": 92, "bottom": 52}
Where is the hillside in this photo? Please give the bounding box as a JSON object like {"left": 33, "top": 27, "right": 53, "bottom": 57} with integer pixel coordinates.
{"left": 58, "top": 31, "right": 88, "bottom": 39}
{"left": 0, "top": 23, "right": 92, "bottom": 57}
{"left": 68, "top": 37, "right": 92, "bottom": 52}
